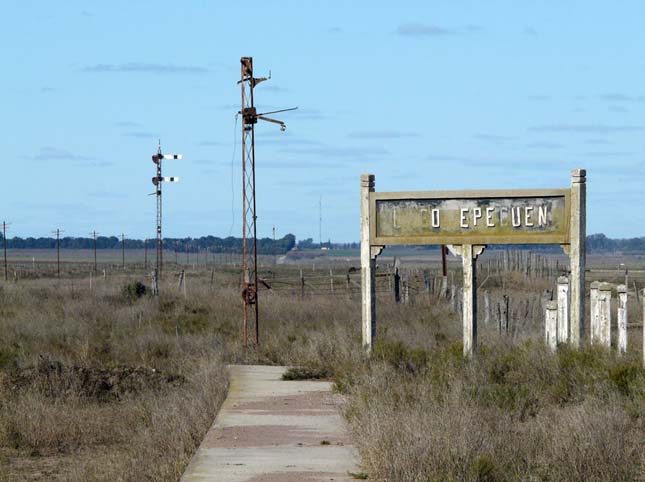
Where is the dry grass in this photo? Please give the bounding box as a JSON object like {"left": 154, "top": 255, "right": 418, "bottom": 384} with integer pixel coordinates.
{"left": 1, "top": 258, "right": 644, "bottom": 481}
{"left": 343, "top": 341, "right": 644, "bottom": 482}
{"left": 0, "top": 274, "right": 230, "bottom": 481}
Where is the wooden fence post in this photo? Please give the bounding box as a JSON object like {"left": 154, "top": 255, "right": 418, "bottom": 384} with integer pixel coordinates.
{"left": 598, "top": 282, "right": 612, "bottom": 348}
{"left": 300, "top": 269, "right": 305, "bottom": 298}
{"left": 178, "top": 269, "right": 186, "bottom": 297}
{"left": 557, "top": 276, "right": 569, "bottom": 344}
{"left": 545, "top": 300, "right": 557, "bottom": 352}
{"left": 393, "top": 257, "right": 401, "bottom": 303}
{"left": 590, "top": 281, "right": 600, "bottom": 344}
{"left": 346, "top": 273, "right": 351, "bottom": 300}
{"left": 423, "top": 270, "right": 430, "bottom": 295}
{"left": 152, "top": 269, "right": 159, "bottom": 296}
{"left": 403, "top": 272, "right": 410, "bottom": 304}
{"left": 617, "top": 284, "right": 627, "bottom": 354}
{"left": 484, "top": 291, "right": 491, "bottom": 325}
{"left": 500, "top": 295, "right": 509, "bottom": 335}
{"left": 329, "top": 269, "right": 334, "bottom": 294}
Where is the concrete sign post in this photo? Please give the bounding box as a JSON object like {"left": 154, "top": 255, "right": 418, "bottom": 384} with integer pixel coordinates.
{"left": 568, "top": 169, "right": 586, "bottom": 347}
{"left": 617, "top": 284, "right": 627, "bottom": 354}
{"left": 360, "top": 174, "right": 381, "bottom": 352}
{"left": 545, "top": 301, "right": 558, "bottom": 352}
{"left": 557, "top": 276, "right": 569, "bottom": 344}
{"left": 590, "top": 281, "right": 600, "bottom": 344}
{"left": 360, "top": 169, "right": 586, "bottom": 356}
{"left": 598, "top": 282, "right": 612, "bottom": 348}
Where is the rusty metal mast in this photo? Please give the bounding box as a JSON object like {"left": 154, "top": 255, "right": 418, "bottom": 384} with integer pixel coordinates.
{"left": 239, "top": 56, "right": 296, "bottom": 346}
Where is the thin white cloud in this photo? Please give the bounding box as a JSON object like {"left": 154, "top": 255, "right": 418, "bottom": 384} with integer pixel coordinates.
{"left": 348, "top": 130, "right": 419, "bottom": 139}
{"left": 598, "top": 93, "right": 645, "bottom": 103}
{"left": 530, "top": 124, "right": 645, "bottom": 134}
{"left": 27, "top": 147, "right": 93, "bottom": 161}
{"left": 80, "top": 63, "right": 209, "bottom": 74}
{"left": 396, "top": 23, "right": 454, "bottom": 36}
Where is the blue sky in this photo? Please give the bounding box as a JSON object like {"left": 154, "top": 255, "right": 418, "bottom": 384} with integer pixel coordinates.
{"left": 2, "top": 1, "right": 644, "bottom": 242}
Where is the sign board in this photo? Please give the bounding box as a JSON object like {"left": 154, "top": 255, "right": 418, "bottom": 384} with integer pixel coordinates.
{"left": 371, "top": 189, "right": 570, "bottom": 246}
{"left": 360, "top": 170, "right": 586, "bottom": 357}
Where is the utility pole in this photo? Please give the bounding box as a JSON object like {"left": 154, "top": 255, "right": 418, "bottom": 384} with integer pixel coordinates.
{"left": 240, "top": 56, "right": 296, "bottom": 346}
{"left": 151, "top": 141, "right": 182, "bottom": 282}
{"left": 52, "top": 229, "right": 64, "bottom": 278}
{"left": 272, "top": 225, "right": 276, "bottom": 265}
{"left": 121, "top": 233, "right": 126, "bottom": 269}
{"left": 90, "top": 230, "right": 98, "bottom": 272}
{"left": 2, "top": 221, "right": 9, "bottom": 281}
{"left": 319, "top": 195, "right": 322, "bottom": 248}
{"left": 441, "top": 245, "right": 447, "bottom": 278}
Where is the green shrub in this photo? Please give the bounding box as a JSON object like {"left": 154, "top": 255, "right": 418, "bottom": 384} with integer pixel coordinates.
{"left": 608, "top": 363, "right": 644, "bottom": 398}
{"left": 372, "top": 339, "right": 429, "bottom": 374}
{"left": 470, "top": 455, "right": 503, "bottom": 482}
{"left": 121, "top": 281, "right": 148, "bottom": 301}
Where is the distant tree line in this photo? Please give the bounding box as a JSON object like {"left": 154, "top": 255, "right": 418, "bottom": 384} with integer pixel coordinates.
{"left": 585, "top": 233, "right": 645, "bottom": 253}
{"left": 0, "top": 233, "right": 296, "bottom": 255}
{"left": 1, "top": 232, "right": 644, "bottom": 254}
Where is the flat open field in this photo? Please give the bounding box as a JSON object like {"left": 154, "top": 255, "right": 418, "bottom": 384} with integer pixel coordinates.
{"left": 0, "top": 249, "right": 643, "bottom": 481}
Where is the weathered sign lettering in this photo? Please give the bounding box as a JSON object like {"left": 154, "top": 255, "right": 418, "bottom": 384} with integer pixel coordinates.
{"left": 371, "top": 190, "right": 569, "bottom": 245}
{"left": 360, "top": 171, "right": 586, "bottom": 357}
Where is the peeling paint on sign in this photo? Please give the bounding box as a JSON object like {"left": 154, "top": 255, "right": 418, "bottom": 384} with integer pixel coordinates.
{"left": 371, "top": 190, "right": 570, "bottom": 245}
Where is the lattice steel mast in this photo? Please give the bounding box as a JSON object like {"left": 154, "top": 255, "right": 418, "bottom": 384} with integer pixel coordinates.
{"left": 239, "top": 56, "right": 296, "bottom": 346}
{"left": 151, "top": 141, "right": 181, "bottom": 283}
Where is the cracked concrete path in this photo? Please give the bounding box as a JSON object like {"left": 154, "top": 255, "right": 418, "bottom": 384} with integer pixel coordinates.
{"left": 180, "top": 365, "right": 362, "bottom": 482}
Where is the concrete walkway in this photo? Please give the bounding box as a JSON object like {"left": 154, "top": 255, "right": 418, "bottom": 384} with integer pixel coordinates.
{"left": 180, "top": 365, "right": 362, "bottom": 482}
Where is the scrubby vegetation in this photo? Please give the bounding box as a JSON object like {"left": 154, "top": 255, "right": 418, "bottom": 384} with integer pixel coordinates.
{"left": 0, "top": 275, "right": 230, "bottom": 482}
{"left": 1, "top": 259, "right": 643, "bottom": 481}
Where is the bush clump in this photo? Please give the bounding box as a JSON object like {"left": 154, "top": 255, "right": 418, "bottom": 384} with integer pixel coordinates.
{"left": 121, "top": 280, "right": 148, "bottom": 301}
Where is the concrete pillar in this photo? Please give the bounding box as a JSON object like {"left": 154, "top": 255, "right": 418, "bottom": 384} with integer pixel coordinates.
{"left": 569, "top": 168, "right": 586, "bottom": 347}
{"left": 617, "top": 284, "right": 628, "bottom": 354}
{"left": 557, "top": 276, "right": 569, "bottom": 344}
{"left": 590, "top": 281, "right": 600, "bottom": 344}
{"left": 462, "top": 245, "right": 477, "bottom": 357}
{"left": 545, "top": 301, "right": 558, "bottom": 352}
{"left": 360, "top": 174, "right": 376, "bottom": 352}
{"left": 452, "top": 244, "right": 486, "bottom": 357}
{"left": 484, "top": 291, "right": 491, "bottom": 325}
{"left": 598, "top": 282, "right": 612, "bottom": 348}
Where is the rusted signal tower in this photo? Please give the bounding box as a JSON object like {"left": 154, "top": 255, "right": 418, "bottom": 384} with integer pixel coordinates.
{"left": 151, "top": 142, "right": 181, "bottom": 283}
{"left": 239, "top": 56, "right": 296, "bottom": 346}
